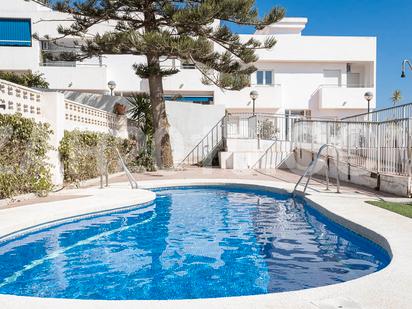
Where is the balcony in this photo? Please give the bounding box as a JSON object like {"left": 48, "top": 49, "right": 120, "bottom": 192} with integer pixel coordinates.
{"left": 39, "top": 64, "right": 108, "bottom": 91}
{"left": 318, "top": 85, "right": 375, "bottom": 110}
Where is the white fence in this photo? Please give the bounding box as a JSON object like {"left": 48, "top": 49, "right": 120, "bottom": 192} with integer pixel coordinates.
{"left": 225, "top": 113, "right": 301, "bottom": 141}
{"left": 0, "top": 78, "right": 129, "bottom": 185}
{"left": 293, "top": 119, "right": 412, "bottom": 176}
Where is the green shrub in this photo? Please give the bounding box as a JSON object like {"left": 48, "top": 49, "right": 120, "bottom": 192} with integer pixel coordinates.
{"left": 0, "top": 71, "right": 49, "bottom": 89}
{"left": 0, "top": 114, "right": 53, "bottom": 199}
{"left": 59, "top": 130, "right": 138, "bottom": 183}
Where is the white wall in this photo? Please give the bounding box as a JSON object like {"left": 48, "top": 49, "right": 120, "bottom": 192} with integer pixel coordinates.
{"left": 251, "top": 35, "right": 377, "bottom": 63}
{"left": 40, "top": 66, "right": 108, "bottom": 91}
{"left": 105, "top": 55, "right": 145, "bottom": 93}
{"left": 319, "top": 86, "right": 375, "bottom": 110}
{"left": 166, "top": 101, "right": 226, "bottom": 164}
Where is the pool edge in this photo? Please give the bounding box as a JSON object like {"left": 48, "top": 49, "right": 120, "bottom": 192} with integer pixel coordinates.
{"left": 0, "top": 179, "right": 410, "bottom": 309}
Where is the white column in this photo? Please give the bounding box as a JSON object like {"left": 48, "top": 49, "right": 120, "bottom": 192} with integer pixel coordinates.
{"left": 115, "top": 115, "right": 129, "bottom": 139}
{"left": 41, "top": 92, "right": 65, "bottom": 186}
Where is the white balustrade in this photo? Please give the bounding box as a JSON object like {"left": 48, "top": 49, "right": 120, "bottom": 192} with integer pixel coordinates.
{"left": 64, "top": 99, "right": 119, "bottom": 133}
{"left": 0, "top": 78, "right": 129, "bottom": 185}
{"left": 0, "top": 79, "right": 43, "bottom": 121}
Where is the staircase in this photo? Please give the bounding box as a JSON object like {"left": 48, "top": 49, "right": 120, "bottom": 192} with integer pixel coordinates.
{"left": 178, "top": 116, "right": 226, "bottom": 167}
{"left": 252, "top": 140, "right": 294, "bottom": 170}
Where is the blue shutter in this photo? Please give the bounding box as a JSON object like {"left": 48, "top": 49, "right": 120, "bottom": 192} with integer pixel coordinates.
{"left": 0, "top": 19, "right": 32, "bottom": 47}
{"left": 265, "top": 71, "right": 273, "bottom": 85}
{"left": 256, "top": 71, "right": 264, "bottom": 85}
{"left": 164, "top": 96, "right": 213, "bottom": 103}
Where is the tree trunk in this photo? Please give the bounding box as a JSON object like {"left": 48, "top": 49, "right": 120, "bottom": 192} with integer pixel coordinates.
{"left": 147, "top": 54, "right": 174, "bottom": 169}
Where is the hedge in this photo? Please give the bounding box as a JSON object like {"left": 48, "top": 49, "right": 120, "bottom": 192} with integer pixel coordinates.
{"left": 59, "top": 130, "right": 138, "bottom": 183}
{"left": 0, "top": 114, "right": 53, "bottom": 199}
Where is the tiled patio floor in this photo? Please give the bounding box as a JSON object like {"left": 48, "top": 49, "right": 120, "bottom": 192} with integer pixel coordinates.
{"left": 4, "top": 167, "right": 405, "bottom": 209}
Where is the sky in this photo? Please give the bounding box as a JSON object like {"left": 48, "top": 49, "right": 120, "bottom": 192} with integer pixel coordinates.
{"left": 227, "top": 0, "right": 412, "bottom": 109}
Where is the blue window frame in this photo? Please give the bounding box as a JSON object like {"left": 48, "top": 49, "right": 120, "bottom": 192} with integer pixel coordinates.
{"left": 0, "top": 19, "right": 32, "bottom": 47}
{"left": 256, "top": 70, "right": 273, "bottom": 85}
{"left": 256, "top": 71, "right": 264, "bottom": 85}
{"left": 164, "top": 96, "right": 214, "bottom": 104}
{"left": 265, "top": 71, "right": 273, "bottom": 85}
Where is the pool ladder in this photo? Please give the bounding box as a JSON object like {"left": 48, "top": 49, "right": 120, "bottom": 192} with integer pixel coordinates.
{"left": 292, "top": 144, "right": 340, "bottom": 197}
{"left": 116, "top": 148, "right": 139, "bottom": 189}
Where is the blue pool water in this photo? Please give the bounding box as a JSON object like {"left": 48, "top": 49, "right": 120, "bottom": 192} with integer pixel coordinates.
{"left": 0, "top": 186, "right": 390, "bottom": 300}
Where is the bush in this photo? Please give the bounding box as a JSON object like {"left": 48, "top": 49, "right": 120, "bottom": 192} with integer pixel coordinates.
{"left": 59, "top": 130, "right": 138, "bottom": 183}
{"left": 0, "top": 114, "right": 53, "bottom": 199}
{"left": 0, "top": 71, "right": 49, "bottom": 89}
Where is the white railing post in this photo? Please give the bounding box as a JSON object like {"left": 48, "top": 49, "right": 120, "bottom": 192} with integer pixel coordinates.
{"left": 408, "top": 118, "right": 412, "bottom": 178}
{"left": 377, "top": 122, "right": 381, "bottom": 174}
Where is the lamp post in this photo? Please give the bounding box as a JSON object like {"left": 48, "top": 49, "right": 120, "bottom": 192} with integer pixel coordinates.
{"left": 363, "top": 91, "right": 374, "bottom": 159}
{"left": 401, "top": 59, "right": 412, "bottom": 78}
{"left": 364, "top": 91, "right": 374, "bottom": 116}
{"left": 250, "top": 90, "right": 259, "bottom": 116}
{"left": 108, "top": 80, "right": 117, "bottom": 96}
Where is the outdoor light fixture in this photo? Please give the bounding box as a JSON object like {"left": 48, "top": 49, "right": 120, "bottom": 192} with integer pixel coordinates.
{"left": 364, "top": 91, "right": 374, "bottom": 115}
{"left": 108, "top": 80, "right": 117, "bottom": 96}
{"left": 250, "top": 90, "right": 259, "bottom": 116}
{"left": 401, "top": 59, "right": 412, "bottom": 78}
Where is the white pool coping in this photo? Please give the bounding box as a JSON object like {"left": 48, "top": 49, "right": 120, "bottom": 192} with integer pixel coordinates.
{"left": 0, "top": 179, "right": 411, "bottom": 309}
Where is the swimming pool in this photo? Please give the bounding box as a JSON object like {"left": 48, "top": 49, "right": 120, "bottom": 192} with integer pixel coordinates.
{"left": 0, "top": 185, "right": 390, "bottom": 300}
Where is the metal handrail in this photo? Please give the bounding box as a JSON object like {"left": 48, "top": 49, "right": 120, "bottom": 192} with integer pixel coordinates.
{"left": 252, "top": 139, "right": 293, "bottom": 170}
{"left": 342, "top": 101, "right": 412, "bottom": 121}
{"left": 293, "top": 144, "right": 341, "bottom": 197}
{"left": 116, "top": 148, "right": 138, "bottom": 189}
{"left": 177, "top": 116, "right": 225, "bottom": 167}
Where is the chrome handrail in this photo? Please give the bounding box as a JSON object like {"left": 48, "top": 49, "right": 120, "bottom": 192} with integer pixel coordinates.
{"left": 293, "top": 144, "right": 341, "bottom": 197}
{"left": 116, "top": 148, "right": 138, "bottom": 189}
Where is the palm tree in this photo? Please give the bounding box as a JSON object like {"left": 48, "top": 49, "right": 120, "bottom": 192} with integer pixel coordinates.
{"left": 389, "top": 90, "right": 403, "bottom": 173}
{"left": 127, "top": 93, "right": 156, "bottom": 171}
{"left": 391, "top": 90, "right": 402, "bottom": 106}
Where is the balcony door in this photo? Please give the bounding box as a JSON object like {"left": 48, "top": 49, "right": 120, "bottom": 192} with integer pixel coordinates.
{"left": 347, "top": 72, "right": 361, "bottom": 88}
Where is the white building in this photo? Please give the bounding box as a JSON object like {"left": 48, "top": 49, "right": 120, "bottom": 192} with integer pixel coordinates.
{"left": 0, "top": 0, "right": 376, "bottom": 119}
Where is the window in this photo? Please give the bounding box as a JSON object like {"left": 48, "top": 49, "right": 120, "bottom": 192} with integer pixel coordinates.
{"left": 41, "top": 40, "right": 50, "bottom": 51}
{"left": 256, "top": 70, "right": 273, "bottom": 85}
{"left": 164, "top": 95, "right": 213, "bottom": 104}
{"left": 0, "top": 19, "right": 31, "bottom": 47}
{"left": 285, "top": 110, "right": 311, "bottom": 118}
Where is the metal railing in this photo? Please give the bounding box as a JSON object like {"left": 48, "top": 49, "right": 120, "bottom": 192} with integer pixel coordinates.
{"left": 252, "top": 140, "right": 294, "bottom": 170}
{"left": 178, "top": 116, "right": 226, "bottom": 167}
{"left": 116, "top": 148, "right": 138, "bottom": 189}
{"left": 226, "top": 112, "right": 302, "bottom": 141}
{"left": 293, "top": 144, "right": 341, "bottom": 197}
{"left": 293, "top": 118, "right": 412, "bottom": 176}
{"left": 342, "top": 102, "right": 412, "bottom": 122}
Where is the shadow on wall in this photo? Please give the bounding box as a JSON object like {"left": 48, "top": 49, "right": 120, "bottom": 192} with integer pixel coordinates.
{"left": 63, "top": 91, "right": 132, "bottom": 113}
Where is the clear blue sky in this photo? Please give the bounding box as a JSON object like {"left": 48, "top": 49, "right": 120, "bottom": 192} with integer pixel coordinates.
{"left": 227, "top": 0, "right": 412, "bottom": 108}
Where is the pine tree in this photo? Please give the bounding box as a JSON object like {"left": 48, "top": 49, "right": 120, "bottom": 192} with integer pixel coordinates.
{"left": 51, "top": 0, "right": 285, "bottom": 168}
